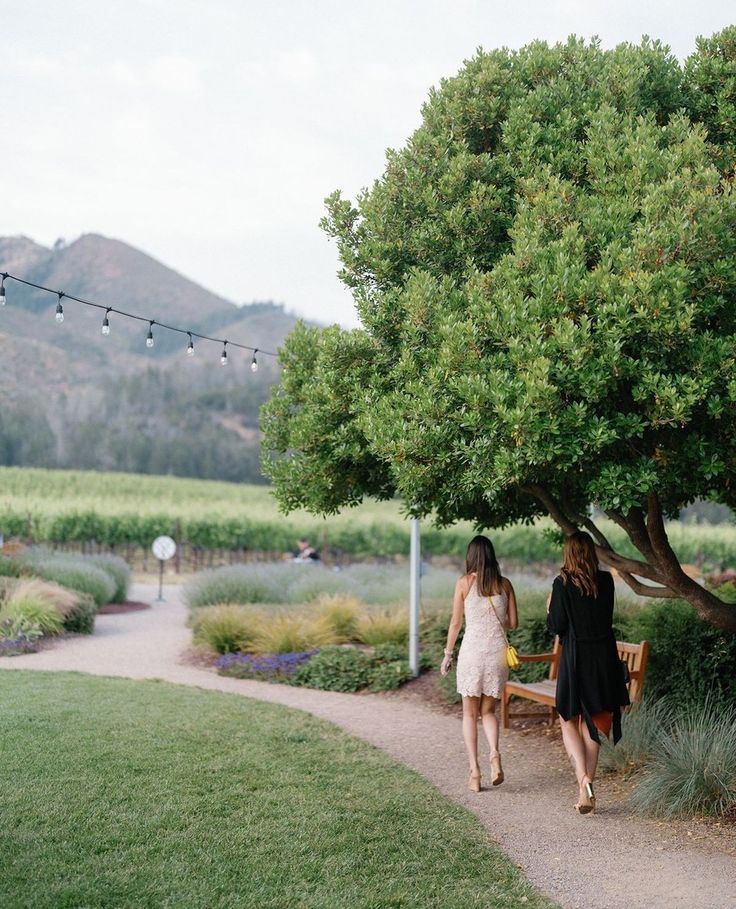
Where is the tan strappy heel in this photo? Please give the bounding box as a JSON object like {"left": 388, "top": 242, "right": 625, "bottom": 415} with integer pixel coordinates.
{"left": 468, "top": 772, "right": 481, "bottom": 792}
{"left": 490, "top": 754, "right": 504, "bottom": 786}
{"left": 575, "top": 781, "right": 596, "bottom": 814}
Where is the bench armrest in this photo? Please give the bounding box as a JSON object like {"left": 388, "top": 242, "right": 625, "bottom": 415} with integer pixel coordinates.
{"left": 518, "top": 652, "right": 556, "bottom": 663}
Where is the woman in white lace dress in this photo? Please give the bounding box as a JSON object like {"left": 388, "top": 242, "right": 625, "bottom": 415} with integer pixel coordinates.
{"left": 441, "top": 536, "right": 518, "bottom": 791}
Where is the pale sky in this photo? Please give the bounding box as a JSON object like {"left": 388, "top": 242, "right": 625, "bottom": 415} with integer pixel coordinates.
{"left": 1, "top": 0, "right": 733, "bottom": 327}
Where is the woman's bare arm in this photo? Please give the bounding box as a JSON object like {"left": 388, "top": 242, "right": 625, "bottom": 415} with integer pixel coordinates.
{"left": 440, "top": 577, "right": 467, "bottom": 674}
{"left": 504, "top": 578, "right": 519, "bottom": 630}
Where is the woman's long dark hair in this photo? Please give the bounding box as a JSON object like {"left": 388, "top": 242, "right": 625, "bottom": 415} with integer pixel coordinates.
{"left": 465, "top": 535, "right": 501, "bottom": 596}
{"left": 560, "top": 531, "right": 599, "bottom": 597}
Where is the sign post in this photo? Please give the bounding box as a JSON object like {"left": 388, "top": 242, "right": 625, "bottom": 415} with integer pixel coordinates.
{"left": 409, "top": 517, "right": 421, "bottom": 677}
{"left": 152, "top": 535, "right": 177, "bottom": 602}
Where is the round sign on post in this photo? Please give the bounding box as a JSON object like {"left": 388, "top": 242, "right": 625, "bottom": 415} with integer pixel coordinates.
{"left": 152, "top": 536, "right": 176, "bottom": 601}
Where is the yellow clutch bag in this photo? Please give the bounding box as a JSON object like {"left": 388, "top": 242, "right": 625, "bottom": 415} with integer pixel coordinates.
{"left": 489, "top": 596, "right": 520, "bottom": 671}
{"left": 506, "top": 644, "right": 520, "bottom": 670}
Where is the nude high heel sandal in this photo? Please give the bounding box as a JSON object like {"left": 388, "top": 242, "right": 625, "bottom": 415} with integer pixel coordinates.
{"left": 575, "top": 782, "right": 596, "bottom": 815}
{"left": 468, "top": 772, "right": 481, "bottom": 793}
{"left": 490, "top": 754, "right": 504, "bottom": 786}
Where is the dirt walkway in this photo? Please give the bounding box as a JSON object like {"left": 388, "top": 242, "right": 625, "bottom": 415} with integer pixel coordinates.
{"left": 1, "top": 585, "right": 733, "bottom": 909}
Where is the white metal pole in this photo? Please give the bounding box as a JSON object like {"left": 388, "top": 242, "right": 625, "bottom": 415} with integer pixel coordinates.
{"left": 409, "top": 516, "right": 421, "bottom": 677}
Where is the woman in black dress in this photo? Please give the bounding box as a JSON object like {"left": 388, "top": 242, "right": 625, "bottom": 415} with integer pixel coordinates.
{"left": 547, "top": 531, "right": 630, "bottom": 814}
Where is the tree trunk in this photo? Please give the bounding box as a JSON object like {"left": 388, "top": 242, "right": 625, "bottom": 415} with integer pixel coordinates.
{"left": 526, "top": 485, "right": 736, "bottom": 633}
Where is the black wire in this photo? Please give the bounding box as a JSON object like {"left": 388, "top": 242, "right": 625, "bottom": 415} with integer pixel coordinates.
{"left": 0, "top": 271, "right": 278, "bottom": 358}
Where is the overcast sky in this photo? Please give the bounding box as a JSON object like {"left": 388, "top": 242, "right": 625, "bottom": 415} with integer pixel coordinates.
{"left": 1, "top": 1, "right": 733, "bottom": 327}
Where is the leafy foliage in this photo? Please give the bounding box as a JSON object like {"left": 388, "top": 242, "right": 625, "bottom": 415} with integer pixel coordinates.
{"left": 289, "top": 646, "right": 375, "bottom": 692}
{"left": 616, "top": 597, "right": 736, "bottom": 709}
{"left": 263, "top": 29, "right": 736, "bottom": 627}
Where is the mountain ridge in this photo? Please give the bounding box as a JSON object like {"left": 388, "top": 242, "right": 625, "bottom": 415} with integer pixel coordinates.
{"left": 0, "top": 232, "right": 302, "bottom": 483}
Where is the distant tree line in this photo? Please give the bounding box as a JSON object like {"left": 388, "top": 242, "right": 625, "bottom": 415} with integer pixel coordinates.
{"left": 0, "top": 364, "right": 273, "bottom": 484}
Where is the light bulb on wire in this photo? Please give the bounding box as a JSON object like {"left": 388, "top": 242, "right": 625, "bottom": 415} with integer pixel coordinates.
{"left": 101, "top": 309, "right": 111, "bottom": 336}
{"left": 146, "top": 321, "right": 155, "bottom": 348}
{"left": 186, "top": 332, "right": 195, "bottom": 356}
{"left": 251, "top": 349, "right": 259, "bottom": 372}
{"left": 220, "top": 341, "right": 228, "bottom": 366}
{"left": 0, "top": 276, "right": 6, "bottom": 306}
{"left": 55, "top": 293, "right": 65, "bottom": 324}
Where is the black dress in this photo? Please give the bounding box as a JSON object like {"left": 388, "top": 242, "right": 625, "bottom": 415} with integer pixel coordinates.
{"left": 547, "top": 570, "right": 630, "bottom": 744}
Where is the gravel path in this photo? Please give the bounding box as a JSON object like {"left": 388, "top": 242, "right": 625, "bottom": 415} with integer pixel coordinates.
{"left": 1, "top": 584, "right": 734, "bottom": 909}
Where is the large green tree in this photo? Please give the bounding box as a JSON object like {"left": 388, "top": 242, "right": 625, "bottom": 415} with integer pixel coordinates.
{"left": 263, "top": 31, "right": 736, "bottom": 631}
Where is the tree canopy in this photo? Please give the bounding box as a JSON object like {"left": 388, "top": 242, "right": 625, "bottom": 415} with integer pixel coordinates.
{"left": 262, "top": 30, "right": 736, "bottom": 631}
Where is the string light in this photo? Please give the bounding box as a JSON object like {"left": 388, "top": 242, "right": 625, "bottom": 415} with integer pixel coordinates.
{"left": 0, "top": 271, "right": 277, "bottom": 368}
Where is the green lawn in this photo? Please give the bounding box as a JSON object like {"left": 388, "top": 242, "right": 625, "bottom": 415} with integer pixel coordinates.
{"left": 0, "top": 672, "right": 555, "bottom": 909}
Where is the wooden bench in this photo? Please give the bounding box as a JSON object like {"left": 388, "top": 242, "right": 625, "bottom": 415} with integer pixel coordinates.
{"left": 501, "top": 637, "right": 649, "bottom": 728}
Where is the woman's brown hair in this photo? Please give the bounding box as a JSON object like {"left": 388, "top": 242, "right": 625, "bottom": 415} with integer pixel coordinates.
{"left": 560, "top": 531, "right": 599, "bottom": 597}
{"left": 465, "top": 535, "right": 502, "bottom": 596}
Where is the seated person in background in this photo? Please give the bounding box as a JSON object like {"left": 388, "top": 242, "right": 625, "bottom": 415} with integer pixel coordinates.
{"left": 294, "top": 538, "right": 320, "bottom": 562}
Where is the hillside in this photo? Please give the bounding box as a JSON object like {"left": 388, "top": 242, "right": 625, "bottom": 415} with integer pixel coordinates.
{"left": 0, "top": 234, "right": 303, "bottom": 482}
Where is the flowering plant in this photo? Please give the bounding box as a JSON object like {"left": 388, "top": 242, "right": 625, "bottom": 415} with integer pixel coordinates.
{"left": 216, "top": 650, "right": 319, "bottom": 681}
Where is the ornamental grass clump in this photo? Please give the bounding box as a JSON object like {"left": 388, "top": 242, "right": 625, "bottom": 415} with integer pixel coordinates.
{"left": 599, "top": 698, "right": 674, "bottom": 776}
{"left": 251, "top": 612, "right": 338, "bottom": 655}
{"left": 192, "top": 605, "right": 267, "bottom": 654}
{"left": 0, "top": 592, "right": 64, "bottom": 636}
{"left": 629, "top": 700, "right": 736, "bottom": 818}
{"left": 307, "top": 593, "right": 362, "bottom": 643}
{"left": 356, "top": 609, "right": 408, "bottom": 646}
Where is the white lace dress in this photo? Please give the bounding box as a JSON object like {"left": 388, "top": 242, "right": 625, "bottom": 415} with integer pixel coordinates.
{"left": 456, "top": 580, "right": 509, "bottom": 698}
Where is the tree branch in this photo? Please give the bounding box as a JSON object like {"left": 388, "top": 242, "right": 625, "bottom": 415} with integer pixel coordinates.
{"left": 524, "top": 484, "right": 577, "bottom": 535}
{"left": 526, "top": 485, "right": 668, "bottom": 584}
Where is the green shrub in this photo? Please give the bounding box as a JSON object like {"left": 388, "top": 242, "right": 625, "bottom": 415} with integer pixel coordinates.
{"left": 369, "top": 659, "right": 413, "bottom": 691}
{"left": 0, "top": 615, "right": 43, "bottom": 654}
{"left": 290, "top": 646, "right": 374, "bottom": 692}
{"left": 622, "top": 598, "right": 736, "bottom": 710}
{"left": 356, "top": 609, "right": 408, "bottom": 646}
{"left": 192, "top": 605, "right": 267, "bottom": 654}
{"left": 0, "top": 555, "right": 27, "bottom": 578}
{"left": 0, "top": 596, "right": 63, "bottom": 635}
{"left": 62, "top": 594, "right": 97, "bottom": 635}
{"left": 88, "top": 554, "right": 131, "bottom": 603}
{"left": 28, "top": 559, "right": 116, "bottom": 608}
{"left": 599, "top": 698, "right": 675, "bottom": 776}
{"left": 508, "top": 592, "right": 554, "bottom": 684}
{"left": 630, "top": 701, "right": 736, "bottom": 818}
{"left": 184, "top": 566, "right": 282, "bottom": 609}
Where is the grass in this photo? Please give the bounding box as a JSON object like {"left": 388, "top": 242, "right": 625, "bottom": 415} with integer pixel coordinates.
{"left": 0, "top": 671, "right": 554, "bottom": 909}
{"left": 4, "top": 465, "right": 736, "bottom": 566}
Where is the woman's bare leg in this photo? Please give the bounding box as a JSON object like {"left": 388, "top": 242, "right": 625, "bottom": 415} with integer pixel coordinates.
{"left": 480, "top": 695, "right": 500, "bottom": 756}
{"left": 560, "top": 715, "right": 592, "bottom": 787}
{"left": 462, "top": 696, "right": 481, "bottom": 773}
{"left": 579, "top": 717, "right": 601, "bottom": 782}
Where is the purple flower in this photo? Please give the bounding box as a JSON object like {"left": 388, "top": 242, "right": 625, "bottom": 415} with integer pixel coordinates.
{"left": 216, "top": 649, "right": 318, "bottom": 681}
